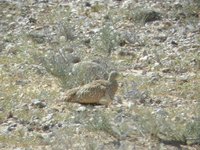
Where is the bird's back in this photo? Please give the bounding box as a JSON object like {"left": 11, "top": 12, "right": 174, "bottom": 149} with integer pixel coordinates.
{"left": 63, "top": 73, "right": 118, "bottom": 105}
{"left": 75, "top": 81, "right": 108, "bottom": 104}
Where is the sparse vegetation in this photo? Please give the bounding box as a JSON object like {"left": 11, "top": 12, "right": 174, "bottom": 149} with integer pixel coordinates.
{"left": 127, "top": 6, "right": 161, "bottom": 24}
{"left": 1, "top": 0, "right": 200, "bottom": 149}
{"left": 86, "top": 111, "right": 120, "bottom": 139}
{"left": 92, "top": 23, "right": 120, "bottom": 56}
{"left": 36, "top": 50, "right": 114, "bottom": 89}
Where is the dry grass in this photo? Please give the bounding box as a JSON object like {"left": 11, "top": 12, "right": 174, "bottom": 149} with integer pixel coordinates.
{"left": 1, "top": 0, "right": 200, "bottom": 149}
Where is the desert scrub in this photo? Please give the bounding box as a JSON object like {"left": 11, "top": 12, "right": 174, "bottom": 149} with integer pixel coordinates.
{"left": 123, "top": 80, "right": 150, "bottom": 102}
{"left": 121, "top": 74, "right": 151, "bottom": 103}
{"left": 86, "top": 111, "right": 121, "bottom": 140}
{"left": 92, "top": 23, "right": 120, "bottom": 56}
{"left": 56, "top": 19, "right": 76, "bottom": 42}
{"left": 170, "top": 1, "right": 199, "bottom": 26}
{"left": 0, "top": 130, "right": 47, "bottom": 148}
{"left": 185, "top": 120, "right": 200, "bottom": 145}
{"left": 133, "top": 107, "right": 159, "bottom": 138}
{"left": 134, "top": 103, "right": 200, "bottom": 145}
{"left": 35, "top": 5, "right": 77, "bottom": 45}
{"left": 185, "top": 102, "right": 200, "bottom": 145}
{"left": 36, "top": 50, "right": 114, "bottom": 89}
{"left": 35, "top": 50, "right": 74, "bottom": 89}
{"left": 92, "top": 1, "right": 106, "bottom": 13}
{"left": 176, "top": 76, "right": 200, "bottom": 100}
{"left": 127, "top": 6, "right": 161, "bottom": 24}
{"left": 37, "top": 4, "right": 71, "bottom": 25}
{"left": 134, "top": 107, "right": 188, "bottom": 144}
{"left": 50, "top": 127, "right": 76, "bottom": 150}
{"left": 193, "top": 0, "right": 200, "bottom": 9}
{"left": 138, "top": 71, "right": 200, "bottom": 101}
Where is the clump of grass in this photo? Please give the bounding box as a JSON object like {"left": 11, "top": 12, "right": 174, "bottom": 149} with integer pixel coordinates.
{"left": 92, "top": 23, "right": 120, "bottom": 56}
{"left": 56, "top": 20, "right": 76, "bottom": 42}
{"left": 121, "top": 75, "right": 151, "bottom": 104}
{"left": 191, "top": 0, "right": 200, "bottom": 10}
{"left": 128, "top": 7, "right": 161, "bottom": 24}
{"left": 185, "top": 101, "right": 200, "bottom": 145}
{"left": 50, "top": 128, "right": 75, "bottom": 150}
{"left": 135, "top": 109, "right": 160, "bottom": 139}
{"left": 135, "top": 107, "right": 187, "bottom": 144}
{"left": 86, "top": 111, "right": 120, "bottom": 140}
{"left": 170, "top": 1, "right": 199, "bottom": 26}
{"left": 0, "top": 129, "right": 47, "bottom": 148}
{"left": 50, "top": 126, "right": 104, "bottom": 150}
{"left": 153, "top": 74, "right": 200, "bottom": 100}
{"left": 35, "top": 50, "right": 114, "bottom": 89}
{"left": 34, "top": 50, "right": 74, "bottom": 89}
{"left": 123, "top": 80, "right": 150, "bottom": 102}
{"left": 185, "top": 119, "right": 200, "bottom": 145}
{"left": 134, "top": 103, "right": 200, "bottom": 146}
{"left": 176, "top": 77, "right": 200, "bottom": 100}
{"left": 91, "top": 2, "right": 104, "bottom": 13}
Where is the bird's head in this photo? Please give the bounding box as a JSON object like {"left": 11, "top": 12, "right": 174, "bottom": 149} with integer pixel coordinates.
{"left": 108, "top": 71, "right": 119, "bottom": 82}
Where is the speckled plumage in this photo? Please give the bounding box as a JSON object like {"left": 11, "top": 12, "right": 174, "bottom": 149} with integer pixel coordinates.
{"left": 63, "top": 71, "right": 118, "bottom": 106}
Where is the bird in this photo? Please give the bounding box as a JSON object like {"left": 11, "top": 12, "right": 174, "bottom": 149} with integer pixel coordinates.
{"left": 62, "top": 71, "right": 119, "bottom": 106}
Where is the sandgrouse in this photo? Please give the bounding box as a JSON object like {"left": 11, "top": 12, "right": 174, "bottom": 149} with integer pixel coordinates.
{"left": 62, "top": 71, "right": 118, "bottom": 106}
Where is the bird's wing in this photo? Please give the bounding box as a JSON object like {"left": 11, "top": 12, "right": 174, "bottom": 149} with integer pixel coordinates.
{"left": 99, "top": 91, "right": 112, "bottom": 106}
{"left": 73, "top": 81, "right": 108, "bottom": 104}
{"left": 77, "top": 82, "right": 106, "bottom": 97}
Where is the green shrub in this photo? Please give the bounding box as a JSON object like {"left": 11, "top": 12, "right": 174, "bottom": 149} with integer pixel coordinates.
{"left": 128, "top": 7, "right": 161, "bottom": 24}
{"left": 92, "top": 24, "right": 119, "bottom": 56}
{"left": 86, "top": 111, "right": 120, "bottom": 139}
{"left": 36, "top": 50, "right": 113, "bottom": 89}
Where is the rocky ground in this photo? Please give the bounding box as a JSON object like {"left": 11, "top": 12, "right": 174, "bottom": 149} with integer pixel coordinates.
{"left": 0, "top": 0, "right": 200, "bottom": 149}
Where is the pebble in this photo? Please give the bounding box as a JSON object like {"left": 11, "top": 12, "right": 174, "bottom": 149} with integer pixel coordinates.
{"left": 31, "top": 99, "right": 46, "bottom": 108}
{"left": 76, "top": 106, "right": 86, "bottom": 112}
{"left": 0, "top": 0, "right": 199, "bottom": 149}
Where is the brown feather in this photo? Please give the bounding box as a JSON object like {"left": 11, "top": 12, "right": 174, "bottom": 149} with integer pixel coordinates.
{"left": 63, "top": 71, "right": 118, "bottom": 105}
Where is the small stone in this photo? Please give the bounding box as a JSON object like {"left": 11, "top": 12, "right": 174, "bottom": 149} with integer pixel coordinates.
{"left": 139, "top": 56, "right": 148, "bottom": 62}
{"left": 155, "top": 99, "right": 161, "bottom": 104}
{"left": 178, "top": 75, "right": 189, "bottom": 83}
{"left": 15, "top": 80, "right": 28, "bottom": 86}
{"left": 27, "top": 126, "right": 34, "bottom": 132}
{"left": 85, "top": 2, "right": 91, "bottom": 7}
{"left": 154, "top": 36, "right": 167, "bottom": 42}
{"left": 7, "top": 111, "right": 13, "bottom": 119}
{"left": 31, "top": 99, "right": 46, "bottom": 108}
{"left": 62, "top": 47, "right": 74, "bottom": 53}
{"left": 42, "top": 124, "right": 50, "bottom": 131}
{"left": 57, "top": 123, "right": 62, "bottom": 128}
{"left": 7, "top": 123, "right": 17, "bottom": 132}
{"left": 71, "top": 56, "right": 81, "bottom": 64}
{"left": 117, "top": 50, "right": 135, "bottom": 57}
{"left": 162, "top": 68, "right": 171, "bottom": 73}
{"left": 155, "top": 108, "right": 168, "bottom": 116}
{"left": 149, "top": 72, "right": 160, "bottom": 83}
{"left": 171, "top": 40, "right": 178, "bottom": 46}
{"left": 134, "top": 63, "right": 144, "bottom": 70}
{"left": 76, "top": 106, "right": 86, "bottom": 112}
{"left": 22, "top": 103, "right": 29, "bottom": 111}
{"left": 42, "top": 114, "right": 53, "bottom": 122}
{"left": 0, "top": 107, "right": 3, "bottom": 112}
{"left": 29, "top": 17, "right": 37, "bottom": 24}
{"left": 59, "top": 36, "right": 66, "bottom": 42}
